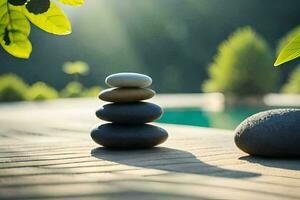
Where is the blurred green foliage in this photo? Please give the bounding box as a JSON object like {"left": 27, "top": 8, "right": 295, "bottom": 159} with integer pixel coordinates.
{"left": 62, "top": 61, "right": 89, "bottom": 75}
{"left": 203, "top": 27, "right": 277, "bottom": 96}
{"left": 281, "top": 65, "right": 300, "bottom": 93}
{"left": 61, "top": 61, "right": 100, "bottom": 98}
{"left": 82, "top": 86, "right": 102, "bottom": 97}
{"left": 60, "top": 81, "right": 102, "bottom": 98}
{"left": 0, "top": 73, "right": 28, "bottom": 101}
{"left": 26, "top": 81, "right": 59, "bottom": 100}
{"left": 0, "top": 73, "right": 101, "bottom": 102}
{"left": 60, "top": 81, "right": 84, "bottom": 98}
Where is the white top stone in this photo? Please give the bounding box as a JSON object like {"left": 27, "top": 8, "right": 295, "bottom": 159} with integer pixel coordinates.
{"left": 105, "top": 73, "right": 152, "bottom": 88}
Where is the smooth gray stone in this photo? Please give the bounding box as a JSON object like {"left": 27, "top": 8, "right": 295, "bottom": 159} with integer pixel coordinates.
{"left": 99, "top": 87, "right": 155, "bottom": 102}
{"left": 90, "top": 123, "right": 168, "bottom": 149}
{"left": 234, "top": 109, "right": 300, "bottom": 157}
{"left": 105, "top": 73, "right": 152, "bottom": 88}
{"left": 96, "top": 102, "right": 163, "bottom": 123}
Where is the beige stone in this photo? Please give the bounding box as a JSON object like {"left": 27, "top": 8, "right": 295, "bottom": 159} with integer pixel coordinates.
{"left": 99, "top": 87, "right": 155, "bottom": 102}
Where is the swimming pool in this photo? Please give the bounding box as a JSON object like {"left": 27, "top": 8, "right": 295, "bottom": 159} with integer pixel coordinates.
{"left": 156, "top": 106, "right": 277, "bottom": 130}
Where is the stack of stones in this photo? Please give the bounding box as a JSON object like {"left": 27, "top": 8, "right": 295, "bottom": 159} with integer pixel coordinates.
{"left": 91, "top": 73, "right": 168, "bottom": 149}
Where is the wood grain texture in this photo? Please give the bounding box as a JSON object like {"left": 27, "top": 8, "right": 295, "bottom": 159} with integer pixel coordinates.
{"left": 0, "top": 99, "right": 300, "bottom": 200}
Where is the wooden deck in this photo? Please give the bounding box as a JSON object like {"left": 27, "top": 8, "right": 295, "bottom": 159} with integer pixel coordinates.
{"left": 0, "top": 98, "right": 300, "bottom": 200}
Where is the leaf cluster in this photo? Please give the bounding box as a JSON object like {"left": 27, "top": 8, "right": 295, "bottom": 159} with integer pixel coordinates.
{"left": 0, "top": 0, "right": 84, "bottom": 58}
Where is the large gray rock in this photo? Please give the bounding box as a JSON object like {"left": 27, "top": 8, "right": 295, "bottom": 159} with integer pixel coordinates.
{"left": 96, "top": 102, "right": 163, "bottom": 123}
{"left": 234, "top": 109, "right": 300, "bottom": 157}
{"left": 91, "top": 123, "right": 168, "bottom": 149}
{"left": 99, "top": 87, "right": 155, "bottom": 102}
{"left": 105, "top": 73, "right": 152, "bottom": 88}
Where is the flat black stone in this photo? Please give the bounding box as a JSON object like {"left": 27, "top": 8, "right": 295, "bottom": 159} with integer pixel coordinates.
{"left": 96, "top": 102, "right": 163, "bottom": 124}
{"left": 90, "top": 123, "right": 168, "bottom": 149}
{"left": 234, "top": 109, "right": 300, "bottom": 157}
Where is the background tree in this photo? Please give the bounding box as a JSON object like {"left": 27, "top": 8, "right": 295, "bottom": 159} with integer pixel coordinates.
{"left": 203, "top": 27, "right": 277, "bottom": 96}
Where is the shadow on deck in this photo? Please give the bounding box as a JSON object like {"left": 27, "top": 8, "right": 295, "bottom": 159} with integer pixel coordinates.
{"left": 92, "top": 147, "right": 261, "bottom": 179}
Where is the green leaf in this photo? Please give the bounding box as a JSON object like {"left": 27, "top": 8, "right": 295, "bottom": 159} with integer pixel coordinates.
{"left": 7, "top": 6, "right": 30, "bottom": 36}
{"left": 1, "top": 31, "right": 32, "bottom": 58}
{"left": 0, "top": 0, "right": 9, "bottom": 40}
{"left": 58, "top": 0, "right": 84, "bottom": 6}
{"left": 274, "top": 32, "right": 300, "bottom": 66}
{"left": 0, "top": 3, "right": 32, "bottom": 58}
{"left": 22, "top": 1, "right": 71, "bottom": 35}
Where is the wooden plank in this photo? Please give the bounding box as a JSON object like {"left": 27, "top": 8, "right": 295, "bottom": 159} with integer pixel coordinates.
{"left": 0, "top": 99, "right": 300, "bottom": 200}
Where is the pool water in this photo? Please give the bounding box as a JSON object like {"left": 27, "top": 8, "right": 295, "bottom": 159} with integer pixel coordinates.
{"left": 156, "top": 106, "right": 274, "bottom": 130}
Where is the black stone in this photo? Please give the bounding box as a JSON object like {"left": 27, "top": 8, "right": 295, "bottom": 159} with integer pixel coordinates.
{"left": 26, "top": 0, "right": 50, "bottom": 14}
{"left": 234, "top": 109, "right": 300, "bottom": 157}
{"left": 96, "top": 102, "right": 163, "bottom": 124}
{"left": 90, "top": 123, "right": 168, "bottom": 149}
